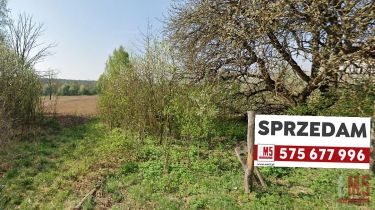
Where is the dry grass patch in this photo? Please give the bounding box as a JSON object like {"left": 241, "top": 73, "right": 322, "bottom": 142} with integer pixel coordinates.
{"left": 43, "top": 95, "right": 98, "bottom": 116}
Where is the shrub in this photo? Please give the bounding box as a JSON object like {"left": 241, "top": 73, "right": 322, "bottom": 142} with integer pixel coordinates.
{"left": 287, "top": 82, "right": 375, "bottom": 117}
{"left": 0, "top": 44, "right": 42, "bottom": 142}
{"left": 98, "top": 38, "right": 221, "bottom": 144}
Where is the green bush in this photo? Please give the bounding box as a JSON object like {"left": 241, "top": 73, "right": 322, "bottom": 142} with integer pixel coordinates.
{"left": 167, "top": 84, "right": 219, "bottom": 141}
{"left": 98, "top": 39, "right": 220, "bottom": 143}
{"left": 287, "top": 83, "right": 375, "bottom": 117}
{"left": 0, "top": 44, "right": 42, "bottom": 142}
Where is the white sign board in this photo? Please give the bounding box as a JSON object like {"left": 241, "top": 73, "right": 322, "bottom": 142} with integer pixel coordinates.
{"left": 254, "top": 115, "right": 371, "bottom": 169}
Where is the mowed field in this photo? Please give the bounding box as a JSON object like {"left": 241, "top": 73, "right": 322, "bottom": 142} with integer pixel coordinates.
{"left": 43, "top": 95, "right": 98, "bottom": 116}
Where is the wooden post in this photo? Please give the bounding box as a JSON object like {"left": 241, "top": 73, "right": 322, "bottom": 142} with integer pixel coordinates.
{"left": 245, "top": 111, "right": 255, "bottom": 193}
{"left": 235, "top": 111, "right": 266, "bottom": 193}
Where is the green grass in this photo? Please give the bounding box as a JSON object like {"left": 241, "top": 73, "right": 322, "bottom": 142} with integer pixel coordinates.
{"left": 0, "top": 119, "right": 139, "bottom": 209}
{"left": 0, "top": 119, "right": 374, "bottom": 209}
{"left": 102, "top": 137, "right": 375, "bottom": 210}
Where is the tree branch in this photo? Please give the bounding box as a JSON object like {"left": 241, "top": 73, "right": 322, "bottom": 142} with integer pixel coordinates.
{"left": 268, "top": 32, "right": 310, "bottom": 83}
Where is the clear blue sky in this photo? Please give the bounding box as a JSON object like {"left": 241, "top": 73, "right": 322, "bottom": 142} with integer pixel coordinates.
{"left": 8, "top": 0, "right": 172, "bottom": 80}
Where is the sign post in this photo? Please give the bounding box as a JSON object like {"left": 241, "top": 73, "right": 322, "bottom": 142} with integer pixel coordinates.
{"left": 236, "top": 113, "right": 372, "bottom": 193}
{"left": 235, "top": 111, "right": 266, "bottom": 193}
{"left": 245, "top": 111, "right": 255, "bottom": 193}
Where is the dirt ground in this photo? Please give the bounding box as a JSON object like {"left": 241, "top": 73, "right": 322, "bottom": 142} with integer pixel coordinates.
{"left": 43, "top": 95, "right": 99, "bottom": 116}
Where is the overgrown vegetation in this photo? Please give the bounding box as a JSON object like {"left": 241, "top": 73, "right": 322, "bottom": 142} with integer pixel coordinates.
{"left": 0, "top": 44, "right": 42, "bottom": 143}
{"left": 288, "top": 83, "right": 375, "bottom": 117}
{"left": 167, "top": 0, "right": 374, "bottom": 112}
{"left": 0, "top": 1, "right": 52, "bottom": 143}
{"left": 94, "top": 1, "right": 375, "bottom": 209}
{"left": 99, "top": 0, "right": 374, "bottom": 142}
{"left": 1, "top": 118, "right": 374, "bottom": 209}
{"left": 0, "top": 0, "right": 374, "bottom": 209}
{"left": 98, "top": 39, "right": 224, "bottom": 143}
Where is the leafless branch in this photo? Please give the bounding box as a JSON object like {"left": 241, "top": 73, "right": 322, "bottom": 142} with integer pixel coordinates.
{"left": 6, "top": 13, "right": 56, "bottom": 67}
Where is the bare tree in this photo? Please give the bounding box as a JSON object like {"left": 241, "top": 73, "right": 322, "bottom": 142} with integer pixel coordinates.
{"left": 167, "top": 0, "right": 375, "bottom": 111}
{"left": 42, "top": 68, "right": 59, "bottom": 100}
{"left": 6, "top": 13, "right": 55, "bottom": 67}
{"left": 39, "top": 68, "right": 60, "bottom": 117}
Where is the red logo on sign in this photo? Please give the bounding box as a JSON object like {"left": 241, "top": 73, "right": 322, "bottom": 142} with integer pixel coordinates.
{"left": 257, "top": 145, "right": 275, "bottom": 162}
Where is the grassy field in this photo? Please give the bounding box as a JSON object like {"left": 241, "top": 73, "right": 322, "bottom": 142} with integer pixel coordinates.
{"left": 0, "top": 118, "right": 374, "bottom": 209}
{"left": 43, "top": 95, "right": 98, "bottom": 116}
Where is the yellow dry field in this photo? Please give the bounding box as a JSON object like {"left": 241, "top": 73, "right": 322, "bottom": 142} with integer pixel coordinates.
{"left": 43, "top": 95, "right": 99, "bottom": 116}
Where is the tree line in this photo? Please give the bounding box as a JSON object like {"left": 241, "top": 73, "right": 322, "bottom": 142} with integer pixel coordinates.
{"left": 42, "top": 80, "right": 98, "bottom": 97}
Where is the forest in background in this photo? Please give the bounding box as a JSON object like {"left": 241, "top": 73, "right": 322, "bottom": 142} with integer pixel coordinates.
{"left": 41, "top": 79, "right": 97, "bottom": 96}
